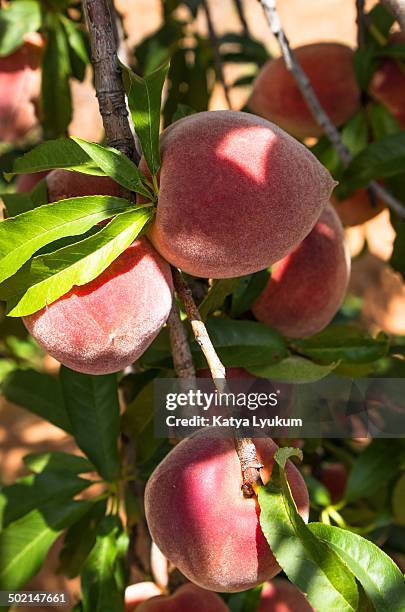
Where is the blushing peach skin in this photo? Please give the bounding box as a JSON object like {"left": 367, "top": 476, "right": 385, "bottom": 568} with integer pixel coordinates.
{"left": 252, "top": 204, "right": 350, "bottom": 338}
{"left": 143, "top": 111, "right": 335, "bottom": 279}
{"left": 0, "top": 34, "right": 43, "bottom": 143}
{"left": 145, "top": 429, "right": 309, "bottom": 593}
{"left": 369, "top": 33, "right": 405, "bottom": 129}
{"left": 248, "top": 43, "right": 360, "bottom": 139}
{"left": 46, "top": 169, "right": 122, "bottom": 201}
{"left": 16, "top": 171, "right": 49, "bottom": 193}
{"left": 23, "top": 238, "right": 173, "bottom": 375}
{"left": 258, "top": 579, "right": 314, "bottom": 611}
{"left": 136, "top": 584, "right": 229, "bottom": 611}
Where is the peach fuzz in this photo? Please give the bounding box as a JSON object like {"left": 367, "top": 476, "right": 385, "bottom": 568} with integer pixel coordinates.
{"left": 248, "top": 43, "right": 360, "bottom": 139}
{"left": 23, "top": 237, "right": 173, "bottom": 375}
{"left": 125, "top": 582, "right": 163, "bottom": 611}
{"left": 143, "top": 111, "right": 335, "bottom": 279}
{"left": 259, "top": 579, "right": 313, "bottom": 611}
{"left": 332, "top": 187, "right": 385, "bottom": 227}
{"left": 144, "top": 429, "right": 309, "bottom": 593}
{"left": 369, "top": 33, "right": 405, "bottom": 129}
{"left": 252, "top": 204, "right": 350, "bottom": 338}
{"left": 0, "top": 33, "right": 43, "bottom": 143}
{"left": 136, "top": 584, "right": 229, "bottom": 611}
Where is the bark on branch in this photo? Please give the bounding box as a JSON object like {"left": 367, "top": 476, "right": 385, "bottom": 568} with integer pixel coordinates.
{"left": 258, "top": 0, "right": 405, "bottom": 219}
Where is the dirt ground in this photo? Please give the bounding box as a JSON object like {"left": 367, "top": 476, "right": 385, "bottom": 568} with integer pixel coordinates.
{"left": 1, "top": 0, "right": 404, "bottom": 609}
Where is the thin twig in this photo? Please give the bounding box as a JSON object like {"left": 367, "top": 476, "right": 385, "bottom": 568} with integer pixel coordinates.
{"left": 202, "top": 0, "right": 233, "bottom": 109}
{"left": 356, "top": 0, "right": 366, "bottom": 48}
{"left": 382, "top": 0, "right": 405, "bottom": 33}
{"left": 172, "top": 268, "right": 262, "bottom": 496}
{"left": 258, "top": 0, "right": 405, "bottom": 220}
{"left": 234, "top": 0, "right": 250, "bottom": 38}
{"left": 82, "top": 0, "right": 139, "bottom": 162}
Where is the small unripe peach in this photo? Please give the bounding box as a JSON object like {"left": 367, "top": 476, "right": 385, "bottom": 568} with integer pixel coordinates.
{"left": 252, "top": 204, "right": 350, "bottom": 338}
{"left": 248, "top": 43, "right": 360, "bottom": 139}
{"left": 144, "top": 111, "right": 335, "bottom": 279}
{"left": 23, "top": 238, "right": 173, "bottom": 375}
{"left": 145, "top": 429, "right": 309, "bottom": 592}
{"left": 136, "top": 583, "right": 229, "bottom": 611}
{"left": 0, "top": 33, "right": 43, "bottom": 143}
{"left": 259, "top": 579, "right": 314, "bottom": 611}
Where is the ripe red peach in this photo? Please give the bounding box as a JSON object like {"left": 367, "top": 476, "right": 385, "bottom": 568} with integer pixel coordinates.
{"left": 252, "top": 204, "right": 350, "bottom": 338}
{"left": 46, "top": 169, "right": 121, "bottom": 201}
{"left": 259, "top": 579, "right": 314, "bottom": 611}
{"left": 23, "top": 237, "right": 173, "bottom": 375}
{"left": 0, "top": 33, "right": 43, "bottom": 143}
{"left": 319, "top": 463, "right": 347, "bottom": 503}
{"left": 136, "top": 584, "right": 229, "bottom": 611}
{"left": 332, "top": 187, "right": 385, "bottom": 227}
{"left": 143, "top": 111, "right": 335, "bottom": 279}
{"left": 16, "top": 171, "right": 49, "bottom": 193}
{"left": 144, "top": 429, "right": 309, "bottom": 593}
{"left": 369, "top": 33, "right": 405, "bottom": 128}
{"left": 248, "top": 43, "right": 360, "bottom": 139}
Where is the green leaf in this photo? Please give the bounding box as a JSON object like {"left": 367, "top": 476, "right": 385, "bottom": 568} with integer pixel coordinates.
{"left": 258, "top": 448, "right": 359, "bottom": 612}
{"left": 342, "top": 132, "right": 405, "bottom": 192}
{"left": 0, "top": 0, "right": 42, "bottom": 56}
{"left": 7, "top": 139, "right": 109, "bottom": 178}
{"left": 1, "top": 192, "right": 33, "bottom": 217}
{"left": 345, "top": 440, "right": 403, "bottom": 502}
{"left": 0, "top": 499, "right": 93, "bottom": 590}
{"left": 230, "top": 269, "right": 270, "bottom": 317}
{"left": 60, "top": 368, "right": 121, "bottom": 482}
{"left": 23, "top": 451, "right": 94, "bottom": 475}
{"left": 81, "top": 517, "right": 125, "bottom": 612}
{"left": 192, "top": 318, "right": 288, "bottom": 368}
{"left": 292, "top": 325, "right": 389, "bottom": 365}
{"left": 199, "top": 278, "right": 240, "bottom": 320}
{"left": 172, "top": 103, "right": 196, "bottom": 122}
{"left": 248, "top": 355, "right": 338, "bottom": 382}
{"left": 0, "top": 471, "right": 91, "bottom": 529}
{"left": 72, "top": 138, "right": 152, "bottom": 198}
{"left": 303, "top": 474, "right": 332, "bottom": 508}
{"left": 61, "top": 15, "right": 89, "bottom": 82}
{"left": 0, "top": 195, "right": 132, "bottom": 285}
{"left": 3, "top": 207, "right": 153, "bottom": 317}
{"left": 341, "top": 111, "right": 369, "bottom": 157}
{"left": 309, "top": 523, "right": 405, "bottom": 612}
{"left": 122, "top": 61, "right": 170, "bottom": 176}
{"left": 368, "top": 103, "right": 402, "bottom": 140}
{"left": 58, "top": 500, "right": 107, "bottom": 578}
{"left": 41, "top": 14, "right": 72, "bottom": 138}
{"left": 2, "top": 369, "right": 71, "bottom": 433}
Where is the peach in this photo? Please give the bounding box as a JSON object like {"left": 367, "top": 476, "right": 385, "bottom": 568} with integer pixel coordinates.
{"left": 23, "top": 237, "right": 173, "bottom": 375}
{"left": 46, "top": 169, "right": 121, "bottom": 202}
{"left": 318, "top": 463, "right": 347, "bottom": 503}
{"left": 16, "top": 171, "right": 49, "bottom": 193}
{"left": 136, "top": 583, "right": 228, "bottom": 611}
{"left": 144, "top": 111, "right": 335, "bottom": 279}
{"left": 144, "top": 429, "right": 309, "bottom": 592}
{"left": 248, "top": 43, "right": 361, "bottom": 139}
{"left": 125, "top": 582, "right": 163, "bottom": 611}
{"left": 332, "top": 187, "right": 385, "bottom": 227}
{"left": 252, "top": 204, "right": 350, "bottom": 338}
{"left": 0, "top": 33, "right": 43, "bottom": 143}
{"left": 369, "top": 33, "right": 405, "bottom": 129}
{"left": 259, "top": 579, "right": 313, "bottom": 611}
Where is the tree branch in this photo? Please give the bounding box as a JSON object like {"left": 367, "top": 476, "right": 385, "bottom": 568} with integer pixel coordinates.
{"left": 258, "top": 0, "right": 405, "bottom": 219}
{"left": 82, "top": 0, "right": 138, "bottom": 162}
{"left": 167, "top": 301, "right": 196, "bottom": 379}
{"left": 202, "top": 0, "right": 233, "bottom": 109}
{"left": 172, "top": 268, "right": 262, "bottom": 497}
{"left": 356, "top": 0, "right": 366, "bottom": 48}
{"left": 234, "top": 0, "right": 250, "bottom": 38}
{"left": 382, "top": 0, "right": 405, "bottom": 33}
